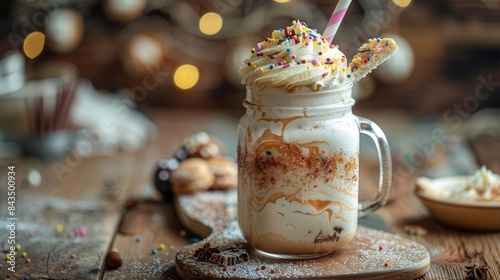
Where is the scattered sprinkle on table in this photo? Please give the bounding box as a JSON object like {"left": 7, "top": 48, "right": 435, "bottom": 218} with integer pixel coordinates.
{"left": 179, "top": 230, "right": 187, "bottom": 237}
{"left": 15, "top": 244, "right": 21, "bottom": 251}
{"left": 190, "top": 237, "right": 200, "bottom": 243}
{"left": 6, "top": 274, "right": 11, "bottom": 278}
{"left": 384, "top": 262, "right": 389, "bottom": 267}
{"left": 135, "top": 236, "right": 142, "bottom": 243}
{"left": 379, "top": 245, "right": 383, "bottom": 250}
{"left": 26, "top": 258, "right": 31, "bottom": 263}
{"left": 78, "top": 226, "right": 87, "bottom": 236}
{"left": 25, "top": 276, "right": 29, "bottom": 280}
{"left": 159, "top": 243, "right": 166, "bottom": 250}
{"left": 70, "top": 253, "right": 77, "bottom": 259}
{"left": 22, "top": 252, "right": 27, "bottom": 258}
{"left": 68, "top": 231, "right": 76, "bottom": 238}
{"left": 29, "top": 229, "right": 36, "bottom": 237}
{"left": 0, "top": 263, "right": 3, "bottom": 269}
{"left": 56, "top": 224, "right": 64, "bottom": 233}
{"left": 152, "top": 249, "right": 158, "bottom": 255}
{"left": 112, "top": 248, "right": 119, "bottom": 252}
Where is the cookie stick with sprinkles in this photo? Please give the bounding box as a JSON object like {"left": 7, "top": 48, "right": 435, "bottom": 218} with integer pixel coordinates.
{"left": 323, "top": 0, "right": 352, "bottom": 44}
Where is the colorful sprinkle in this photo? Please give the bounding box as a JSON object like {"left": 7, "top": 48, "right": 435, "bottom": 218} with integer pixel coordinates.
{"left": 251, "top": 49, "right": 255, "bottom": 53}
{"left": 291, "top": 55, "right": 296, "bottom": 59}
{"left": 377, "top": 38, "right": 381, "bottom": 42}
{"left": 384, "top": 262, "right": 389, "bottom": 267}
{"left": 152, "top": 249, "right": 158, "bottom": 255}
{"left": 385, "top": 41, "right": 390, "bottom": 46}
{"left": 322, "top": 72, "right": 328, "bottom": 77}
{"left": 367, "top": 54, "right": 372, "bottom": 61}
{"left": 112, "top": 248, "right": 119, "bottom": 252}
{"left": 179, "top": 230, "right": 187, "bottom": 237}
{"left": 26, "top": 258, "right": 31, "bottom": 264}
{"left": 351, "top": 66, "right": 357, "bottom": 71}
{"left": 292, "top": 20, "right": 296, "bottom": 24}
{"left": 347, "top": 74, "right": 351, "bottom": 78}
{"left": 135, "top": 236, "right": 142, "bottom": 243}
{"left": 271, "top": 269, "right": 275, "bottom": 274}
{"left": 255, "top": 43, "right": 262, "bottom": 52}
{"left": 223, "top": 267, "right": 227, "bottom": 272}
{"left": 247, "top": 62, "right": 251, "bottom": 66}
{"left": 286, "top": 48, "right": 290, "bottom": 52}
{"left": 159, "top": 243, "right": 166, "bottom": 250}
{"left": 252, "top": 64, "right": 257, "bottom": 69}
{"left": 6, "top": 255, "right": 10, "bottom": 261}
{"left": 379, "top": 245, "right": 383, "bottom": 250}
{"left": 6, "top": 274, "right": 11, "bottom": 278}
{"left": 312, "top": 59, "right": 318, "bottom": 65}
{"left": 318, "top": 51, "right": 323, "bottom": 55}
{"left": 22, "top": 252, "right": 27, "bottom": 258}
{"left": 296, "top": 61, "right": 301, "bottom": 65}
{"left": 29, "top": 229, "right": 36, "bottom": 237}
{"left": 70, "top": 253, "right": 77, "bottom": 259}
{"left": 364, "top": 59, "right": 368, "bottom": 63}
{"left": 15, "top": 244, "right": 21, "bottom": 251}
{"left": 269, "top": 65, "right": 274, "bottom": 69}
{"left": 326, "top": 58, "right": 331, "bottom": 62}
{"left": 261, "top": 265, "right": 266, "bottom": 270}
{"left": 0, "top": 264, "right": 3, "bottom": 269}
{"left": 306, "top": 66, "right": 311, "bottom": 70}
{"left": 56, "top": 224, "right": 64, "bottom": 233}
{"left": 78, "top": 226, "right": 87, "bottom": 236}
{"left": 190, "top": 237, "right": 201, "bottom": 243}
{"left": 25, "top": 277, "right": 29, "bottom": 280}
{"left": 264, "top": 37, "right": 269, "bottom": 42}
{"left": 68, "top": 231, "right": 76, "bottom": 238}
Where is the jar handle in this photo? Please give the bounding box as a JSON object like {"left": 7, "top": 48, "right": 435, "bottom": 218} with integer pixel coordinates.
{"left": 356, "top": 116, "right": 392, "bottom": 217}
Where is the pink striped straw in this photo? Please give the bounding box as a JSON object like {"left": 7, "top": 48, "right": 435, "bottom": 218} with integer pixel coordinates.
{"left": 323, "top": 0, "right": 352, "bottom": 44}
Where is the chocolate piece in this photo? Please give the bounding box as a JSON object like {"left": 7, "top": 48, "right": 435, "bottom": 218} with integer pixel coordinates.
{"left": 209, "top": 247, "right": 248, "bottom": 266}
{"left": 194, "top": 243, "right": 220, "bottom": 262}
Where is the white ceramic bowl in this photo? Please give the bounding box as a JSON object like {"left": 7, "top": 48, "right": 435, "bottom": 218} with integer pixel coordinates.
{"left": 415, "top": 176, "right": 500, "bottom": 231}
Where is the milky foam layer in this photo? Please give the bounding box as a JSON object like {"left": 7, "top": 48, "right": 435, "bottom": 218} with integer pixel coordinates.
{"left": 239, "top": 20, "right": 349, "bottom": 92}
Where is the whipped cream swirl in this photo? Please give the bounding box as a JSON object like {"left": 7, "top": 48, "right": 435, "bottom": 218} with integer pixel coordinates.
{"left": 239, "top": 20, "right": 349, "bottom": 92}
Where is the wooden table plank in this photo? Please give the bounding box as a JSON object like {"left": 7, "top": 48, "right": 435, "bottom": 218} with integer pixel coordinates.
{"left": 0, "top": 195, "right": 120, "bottom": 280}
{"left": 102, "top": 202, "right": 191, "bottom": 280}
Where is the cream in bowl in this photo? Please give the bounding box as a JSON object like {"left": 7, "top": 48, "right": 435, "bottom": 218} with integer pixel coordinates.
{"left": 415, "top": 166, "right": 500, "bottom": 231}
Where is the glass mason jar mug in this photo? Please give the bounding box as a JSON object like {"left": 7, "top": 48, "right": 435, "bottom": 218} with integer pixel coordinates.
{"left": 237, "top": 84, "right": 392, "bottom": 259}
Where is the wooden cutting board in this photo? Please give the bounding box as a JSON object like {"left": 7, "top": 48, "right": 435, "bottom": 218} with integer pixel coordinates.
{"left": 174, "top": 189, "right": 430, "bottom": 279}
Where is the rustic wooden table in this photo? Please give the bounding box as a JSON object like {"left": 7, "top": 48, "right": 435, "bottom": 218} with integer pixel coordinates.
{"left": 0, "top": 107, "right": 498, "bottom": 280}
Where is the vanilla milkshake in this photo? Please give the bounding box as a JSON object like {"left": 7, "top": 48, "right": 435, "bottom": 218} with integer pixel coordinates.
{"left": 238, "top": 20, "right": 393, "bottom": 258}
